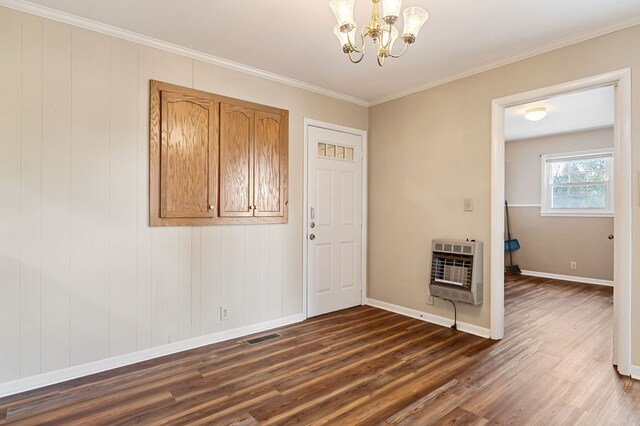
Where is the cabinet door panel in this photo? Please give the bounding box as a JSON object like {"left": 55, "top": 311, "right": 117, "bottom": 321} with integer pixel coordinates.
{"left": 220, "top": 103, "right": 253, "bottom": 217}
{"left": 254, "top": 110, "right": 285, "bottom": 217}
{"left": 160, "top": 92, "right": 216, "bottom": 218}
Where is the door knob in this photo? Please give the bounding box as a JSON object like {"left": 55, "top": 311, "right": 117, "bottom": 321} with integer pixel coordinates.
{"left": 608, "top": 234, "right": 614, "bottom": 240}
{"left": 309, "top": 234, "right": 316, "bottom": 240}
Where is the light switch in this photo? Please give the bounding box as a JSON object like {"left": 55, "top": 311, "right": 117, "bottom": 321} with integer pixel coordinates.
{"left": 464, "top": 198, "right": 474, "bottom": 212}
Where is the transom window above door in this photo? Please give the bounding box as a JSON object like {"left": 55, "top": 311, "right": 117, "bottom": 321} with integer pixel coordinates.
{"left": 317, "top": 142, "right": 355, "bottom": 161}
{"left": 540, "top": 148, "right": 614, "bottom": 217}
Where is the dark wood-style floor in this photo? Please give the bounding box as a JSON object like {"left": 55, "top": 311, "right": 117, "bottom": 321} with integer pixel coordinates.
{"left": 1, "top": 275, "right": 639, "bottom": 425}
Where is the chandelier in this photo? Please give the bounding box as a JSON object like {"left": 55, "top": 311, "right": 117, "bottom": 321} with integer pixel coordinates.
{"left": 330, "top": 0, "right": 429, "bottom": 66}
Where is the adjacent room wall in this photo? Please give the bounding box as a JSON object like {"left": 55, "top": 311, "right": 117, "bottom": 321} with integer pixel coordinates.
{"left": 0, "top": 7, "right": 368, "bottom": 384}
{"left": 505, "top": 128, "right": 614, "bottom": 280}
{"left": 367, "top": 24, "right": 640, "bottom": 366}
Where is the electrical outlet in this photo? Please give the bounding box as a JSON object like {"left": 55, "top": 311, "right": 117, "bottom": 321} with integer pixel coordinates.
{"left": 570, "top": 261, "right": 577, "bottom": 270}
{"left": 464, "top": 198, "right": 474, "bottom": 212}
{"left": 220, "top": 306, "right": 230, "bottom": 321}
{"left": 427, "top": 295, "right": 434, "bottom": 306}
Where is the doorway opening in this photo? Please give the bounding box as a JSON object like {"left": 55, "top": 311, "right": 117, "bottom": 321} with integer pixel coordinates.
{"left": 504, "top": 86, "right": 615, "bottom": 285}
{"left": 490, "top": 70, "right": 632, "bottom": 376}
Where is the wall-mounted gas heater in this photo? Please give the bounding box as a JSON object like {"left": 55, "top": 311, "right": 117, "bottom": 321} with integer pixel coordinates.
{"left": 429, "top": 239, "right": 483, "bottom": 305}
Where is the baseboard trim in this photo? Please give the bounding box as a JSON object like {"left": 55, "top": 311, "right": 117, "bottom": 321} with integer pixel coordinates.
{"left": 520, "top": 270, "right": 613, "bottom": 287}
{"left": 631, "top": 365, "right": 640, "bottom": 380}
{"left": 0, "top": 313, "right": 305, "bottom": 398}
{"left": 366, "top": 298, "right": 491, "bottom": 339}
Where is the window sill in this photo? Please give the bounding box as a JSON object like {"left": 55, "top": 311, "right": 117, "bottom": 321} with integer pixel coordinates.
{"left": 540, "top": 212, "right": 614, "bottom": 218}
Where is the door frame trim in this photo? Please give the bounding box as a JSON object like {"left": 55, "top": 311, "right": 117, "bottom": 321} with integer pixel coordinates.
{"left": 303, "top": 119, "right": 368, "bottom": 319}
{"left": 490, "top": 69, "right": 632, "bottom": 375}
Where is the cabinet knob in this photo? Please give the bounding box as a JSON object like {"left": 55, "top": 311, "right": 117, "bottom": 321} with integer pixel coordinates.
{"left": 309, "top": 234, "right": 316, "bottom": 240}
{"left": 608, "top": 233, "right": 614, "bottom": 240}
{"left": 209, "top": 204, "right": 215, "bottom": 210}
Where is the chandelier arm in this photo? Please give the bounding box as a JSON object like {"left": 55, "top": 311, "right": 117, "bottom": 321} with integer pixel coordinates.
{"left": 388, "top": 41, "right": 410, "bottom": 58}
{"left": 348, "top": 49, "right": 365, "bottom": 64}
{"left": 382, "top": 25, "right": 393, "bottom": 50}
{"left": 376, "top": 53, "right": 385, "bottom": 67}
{"left": 346, "top": 27, "right": 366, "bottom": 54}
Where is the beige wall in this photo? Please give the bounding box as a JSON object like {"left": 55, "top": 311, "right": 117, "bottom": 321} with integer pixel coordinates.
{"left": 508, "top": 208, "right": 613, "bottom": 280}
{"left": 0, "top": 7, "right": 368, "bottom": 384}
{"left": 368, "top": 25, "right": 640, "bottom": 365}
{"left": 505, "top": 128, "right": 614, "bottom": 280}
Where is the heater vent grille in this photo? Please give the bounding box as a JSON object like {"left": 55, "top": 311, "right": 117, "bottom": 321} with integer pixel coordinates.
{"left": 429, "top": 239, "right": 483, "bottom": 305}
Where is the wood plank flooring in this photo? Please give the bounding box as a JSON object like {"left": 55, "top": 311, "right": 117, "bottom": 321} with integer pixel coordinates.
{"left": 1, "top": 275, "right": 639, "bottom": 425}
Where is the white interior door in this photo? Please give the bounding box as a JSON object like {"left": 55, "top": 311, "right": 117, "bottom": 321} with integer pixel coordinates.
{"left": 307, "top": 125, "right": 363, "bottom": 317}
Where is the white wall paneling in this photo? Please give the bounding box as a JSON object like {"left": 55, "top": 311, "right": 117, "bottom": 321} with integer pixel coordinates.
{"left": 269, "top": 227, "right": 284, "bottom": 320}
{"left": 245, "top": 225, "right": 262, "bottom": 326}
{"left": 221, "top": 226, "right": 246, "bottom": 330}
{"left": 20, "top": 13, "right": 43, "bottom": 378}
{"left": 0, "top": 7, "right": 23, "bottom": 383}
{"left": 189, "top": 228, "right": 202, "bottom": 338}
{"left": 0, "top": 6, "right": 368, "bottom": 392}
{"left": 259, "top": 226, "right": 271, "bottom": 322}
{"left": 135, "top": 45, "right": 153, "bottom": 352}
{"left": 200, "top": 227, "right": 222, "bottom": 336}
{"left": 41, "top": 18, "right": 72, "bottom": 374}
{"left": 0, "top": 4, "right": 369, "bottom": 392}
{"left": 69, "top": 27, "right": 111, "bottom": 366}
{"left": 109, "top": 37, "right": 138, "bottom": 358}
{"left": 178, "top": 228, "right": 192, "bottom": 342}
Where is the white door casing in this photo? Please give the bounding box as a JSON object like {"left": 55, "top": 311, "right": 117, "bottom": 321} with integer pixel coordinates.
{"left": 490, "top": 69, "right": 632, "bottom": 376}
{"left": 306, "top": 124, "right": 364, "bottom": 317}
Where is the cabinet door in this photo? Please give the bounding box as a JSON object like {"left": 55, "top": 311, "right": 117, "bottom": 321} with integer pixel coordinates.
{"left": 254, "top": 110, "right": 287, "bottom": 217}
{"left": 219, "top": 103, "right": 254, "bottom": 217}
{"left": 160, "top": 91, "right": 217, "bottom": 218}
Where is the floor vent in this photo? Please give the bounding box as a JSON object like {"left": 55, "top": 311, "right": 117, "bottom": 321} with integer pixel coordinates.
{"left": 244, "top": 333, "right": 282, "bottom": 345}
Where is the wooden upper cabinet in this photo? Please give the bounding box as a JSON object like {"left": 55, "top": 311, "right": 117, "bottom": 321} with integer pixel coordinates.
{"left": 219, "top": 104, "right": 254, "bottom": 218}
{"left": 219, "top": 105, "right": 289, "bottom": 221}
{"left": 254, "top": 110, "right": 287, "bottom": 217}
{"left": 150, "top": 81, "right": 219, "bottom": 226}
{"left": 149, "top": 80, "right": 288, "bottom": 226}
{"left": 160, "top": 92, "right": 218, "bottom": 219}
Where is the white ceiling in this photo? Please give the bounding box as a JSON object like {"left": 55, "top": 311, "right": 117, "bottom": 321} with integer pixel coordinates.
{"left": 17, "top": 0, "right": 640, "bottom": 103}
{"left": 505, "top": 86, "right": 614, "bottom": 141}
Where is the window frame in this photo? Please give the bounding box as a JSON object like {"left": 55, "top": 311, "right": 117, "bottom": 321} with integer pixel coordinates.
{"left": 540, "top": 148, "right": 614, "bottom": 217}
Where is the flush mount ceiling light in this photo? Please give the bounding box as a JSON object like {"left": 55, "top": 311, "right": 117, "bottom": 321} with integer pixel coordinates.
{"left": 524, "top": 107, "right": 547, "bottom": 121}
{"left": 330, "top": 0, "right": 429, "bottom": 66}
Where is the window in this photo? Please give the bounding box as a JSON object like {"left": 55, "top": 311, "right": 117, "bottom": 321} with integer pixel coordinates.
{"left": 317, "top": 142, "right": 355, "bottom": 161}
{"left": 541, "top": 148, "right": 614, "bottom": 216}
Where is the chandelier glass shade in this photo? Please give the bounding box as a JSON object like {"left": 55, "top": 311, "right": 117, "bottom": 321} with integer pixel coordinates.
{"left": 329, "top": 0, "right": 428, "bottom": 66}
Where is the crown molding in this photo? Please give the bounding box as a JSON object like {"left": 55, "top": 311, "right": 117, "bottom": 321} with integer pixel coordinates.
{"left": 369, "top": 15, "right": 640, "bottom": 106}
{"left": 0, "top": 0, "right": 370, "bottom": 107}
{"left": 2, "top": 0, "right": 639, "bottom": 110}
